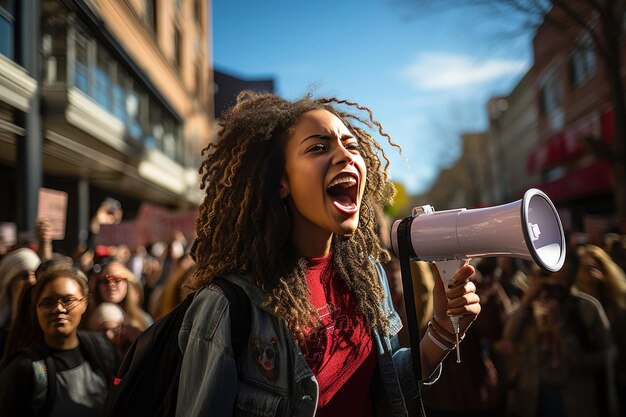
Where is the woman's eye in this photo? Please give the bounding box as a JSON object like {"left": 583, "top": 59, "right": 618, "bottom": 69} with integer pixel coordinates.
{"left": 305, "top": 143, "right": 326, "bottom": 153}
{"left": 345, "top": 142, "right": 361, "bottom": 151}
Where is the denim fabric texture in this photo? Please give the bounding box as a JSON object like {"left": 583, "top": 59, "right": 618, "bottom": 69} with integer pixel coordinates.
{"left": 176, "top": 261, "right": 440, "bottom": 417}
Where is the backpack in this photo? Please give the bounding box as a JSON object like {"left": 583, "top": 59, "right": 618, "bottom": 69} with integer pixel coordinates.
{"left": 103, "top": 277, "right": 251, "bottom": 417}
{"left": 27, "top": 330, "right": 119, "bottom": 416}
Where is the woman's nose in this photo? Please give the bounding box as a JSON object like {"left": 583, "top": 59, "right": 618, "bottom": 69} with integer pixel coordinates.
{"left": 52, "top": 302, "right": 67, "bottom": 313}
{"left": 332, "top": 143, "right": 356, "bottom": 165}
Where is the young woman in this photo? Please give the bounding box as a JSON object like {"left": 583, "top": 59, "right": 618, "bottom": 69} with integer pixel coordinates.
{"left": 0, "top": 264, "right": 118, "bottom": 416}
{"left": 88, "top": 257, "right": 152, "bottom": 330}
{"left": 178, "top": 92, "right": 481, "bottom": 417}
{"left": 0, "top": 247, "right": 40, "bottom": 354}
{"left": 574, "top": 244, "right": 626, "bottom": 415}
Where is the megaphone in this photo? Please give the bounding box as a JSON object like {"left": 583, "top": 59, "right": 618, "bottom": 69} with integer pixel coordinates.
{"left": 390, "top": 188, "right": 566, "bottom": 365}
{"left": 391, "top": 188, "right": 566, "bottom": 275}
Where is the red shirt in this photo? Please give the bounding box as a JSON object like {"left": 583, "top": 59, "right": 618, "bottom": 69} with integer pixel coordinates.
{"left": 299, "top": 255, "right": 377, "bottom": 417}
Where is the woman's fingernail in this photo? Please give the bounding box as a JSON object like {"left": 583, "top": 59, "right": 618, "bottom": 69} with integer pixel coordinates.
{"left": 448, "top": 279, "right": 467, "bottom": 289}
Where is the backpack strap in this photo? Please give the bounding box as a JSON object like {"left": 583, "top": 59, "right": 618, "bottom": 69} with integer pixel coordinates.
{"left": 77, "top": 331, "right": 119, "bottom": 382}
{"left": 31, "top": 359, "right": 47, "bottom": 409}
{"left": 38, "top": 355, "right": 57, "bottom": 417}
{"left": 22, "top": 346, "right": 57, "bottom": 417}
{"left": 212, "top": 278, "right": 251, "bottom": 358}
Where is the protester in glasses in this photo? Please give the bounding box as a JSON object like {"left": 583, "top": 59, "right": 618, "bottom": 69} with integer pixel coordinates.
{"left": 0, "top": 264, "right": 118, "bottom": 417}
{"left": 0, "top": 247, "right": 41, "bottom": 355}
{"left": 87, "top": 257, "right": 151, "bottom": 331}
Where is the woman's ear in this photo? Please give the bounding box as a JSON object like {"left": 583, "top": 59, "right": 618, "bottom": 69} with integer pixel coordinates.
{"left": 279, "top": 175, "right": 289, "bottom": 199}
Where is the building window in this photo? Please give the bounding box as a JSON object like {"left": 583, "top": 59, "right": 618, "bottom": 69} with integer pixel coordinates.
{"left": 145, "top": 0, "right": 154, "bottom": 28}
{"left": 539, "top": 70, "right": 563, "bottom": 116}
{"left": 570, "top": 32, "right": 596, "bottom": 88}
{"left": 73, "top": 32, "right": 90, "bottom": 93}
{"left": 195, "top": 62, "right": 202, "bottom": 95}
{"left": 125, "top": 84, "right": 143, "bottom": 141}
{"left": 94, "top": 47, "right": 111, "bottom": 108}
{"left": 151, "top": 0, "right": 158, "bottom": 33}
{"left": 111, "top": 63, "right": 126, "bottom": 120}
{"left": 0, "top": 0, "right": 15, "bottom": 59}
{"left": 163, "top": 119, "right": 176, "bottom": 160}
{"left": 68, "top": 21, "right": 183, "bottom": 163}
{"left": 42, "top": 16, "right": 69, "bottom": 85}
{"left": 195, "top": 0, "right": 202, "bottom": 25}
{"left": 174, "top": 27, "right": 182, "bottom": 69}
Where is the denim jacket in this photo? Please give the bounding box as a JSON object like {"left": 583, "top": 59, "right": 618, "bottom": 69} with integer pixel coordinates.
{"left": 176, "top": 262, "right": 441, "bottom": 417}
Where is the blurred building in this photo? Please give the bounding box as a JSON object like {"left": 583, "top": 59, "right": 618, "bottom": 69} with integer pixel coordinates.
{"left": 487, "top": 69, "right": 540, "bottom": 203}
{"left": 0, "top": 0, "right": 214, "bottom": 250}
{"left": 413, "top": 69, "right": 537, "bottom": 211}
{"left": 525, "top": 5, "right": 618, "bottom": 235}
{"left": 420, "top": 5, "right": 621, "bottom": 240}
{"left": 213, "top": 69, "right": 274, "bottom": 119}
{"left": 412, "top": 132, "right": 491, "bottom": 210}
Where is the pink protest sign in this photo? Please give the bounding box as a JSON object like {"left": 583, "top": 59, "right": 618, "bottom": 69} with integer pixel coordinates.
{"left": 38, "top": 188, "right": 68, "bottom": 240}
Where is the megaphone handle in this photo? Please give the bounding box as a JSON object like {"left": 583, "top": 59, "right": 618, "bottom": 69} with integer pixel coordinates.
{"left": 434, "top": 259, "right": 467, "bottom": 364}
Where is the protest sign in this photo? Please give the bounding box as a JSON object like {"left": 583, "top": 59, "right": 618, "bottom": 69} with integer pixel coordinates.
{"left": 38, "top": 188, "right": 68, "bottom": 240}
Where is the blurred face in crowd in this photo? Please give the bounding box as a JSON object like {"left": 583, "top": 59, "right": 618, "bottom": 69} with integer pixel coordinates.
{"left": 539, "top": 266, "right": 571, "bottom": 302}
{"left": 95, "top": 319, "right": 123, "bottom": 342}
{"left": 97, "top": 262, "right": 129, "bottom": 304}
{"left": 10, "top": 268, "right": 36, "bottom": 305}
{"left": 576, "top": 252, "right": 604, "bottom": 292}
{"left": 36, "top": 277, "right": 87, "bottom": 343}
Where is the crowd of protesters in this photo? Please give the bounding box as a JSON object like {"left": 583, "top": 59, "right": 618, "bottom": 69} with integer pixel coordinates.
{"left": 382, "top": 230, "right": 626, "bottom": 417}
{"left": 0, "top": 200, "right": 196, "bottom": 416}
{"left": 0, "top": 196, "right": 625, "bottom": 417}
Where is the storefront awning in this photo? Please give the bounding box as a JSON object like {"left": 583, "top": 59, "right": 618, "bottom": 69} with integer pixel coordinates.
{"left": 531, "top": 159, "right": 613, "bottom": 204}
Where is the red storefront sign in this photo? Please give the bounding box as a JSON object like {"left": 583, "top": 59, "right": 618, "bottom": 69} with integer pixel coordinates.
{"left": 601, "top": 106, "right": 614, "bottom": 144}
{"left": 531, "top": 159, "right": 613, "bottom": 204}
{"left": 526, "top": 108, "right": 611, "bottom": 174}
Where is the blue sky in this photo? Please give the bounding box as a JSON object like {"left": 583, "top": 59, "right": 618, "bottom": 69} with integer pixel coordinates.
{"left": 212, "top": 0, "right": 533, "bottom": 195}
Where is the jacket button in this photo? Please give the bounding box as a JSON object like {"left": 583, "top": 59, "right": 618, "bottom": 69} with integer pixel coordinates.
{"left": 301, "top": 395, "right": 312, "bottom": 401}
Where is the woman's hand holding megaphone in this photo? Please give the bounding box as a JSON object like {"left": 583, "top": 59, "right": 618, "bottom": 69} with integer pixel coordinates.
{"left": 431, "top": 262, "right": 481, "bottom": 360}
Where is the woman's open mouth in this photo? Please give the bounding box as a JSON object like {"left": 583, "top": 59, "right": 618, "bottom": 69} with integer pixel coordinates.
{"left": 327, "top": 173, "right": 359, "bottom": 215}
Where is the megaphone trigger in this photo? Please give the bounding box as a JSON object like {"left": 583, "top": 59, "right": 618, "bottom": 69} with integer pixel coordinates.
{"left": 433, "top": 259, "right": 469, "bottom": 363}
{"left": 433, "top": 259, "right": 468, "bottom": 286}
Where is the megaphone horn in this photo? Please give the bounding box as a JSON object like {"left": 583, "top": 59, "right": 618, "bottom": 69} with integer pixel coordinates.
{"left": 390, "top": 188, "right": 566, "bottom": 273}
{"left": 390, "top": 188, "right": 566, "bottom": 365}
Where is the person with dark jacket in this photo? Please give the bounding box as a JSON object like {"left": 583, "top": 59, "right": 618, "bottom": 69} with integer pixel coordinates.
{"left": 0, "top": 264, "right": 118, "bottom": 417}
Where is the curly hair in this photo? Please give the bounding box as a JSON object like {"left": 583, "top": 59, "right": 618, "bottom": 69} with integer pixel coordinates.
{"left": 576, "top": 244, "right": 626, "bottom": 312}
{"left": 188, "top": 91, "right": 399, "bottom": 339}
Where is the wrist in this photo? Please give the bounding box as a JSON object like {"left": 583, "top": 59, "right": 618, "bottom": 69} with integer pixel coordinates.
{"left": 428, "top": 319, "right": 457, "bottom": 346}
{"left": 431, "top": 315, "right": 467, "bottom": 343}
{"left": 426, "top": 328, "right": 455, "bottom": 352}
{"left": 431, "top": 315, "right": 454, "bottom": 336}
